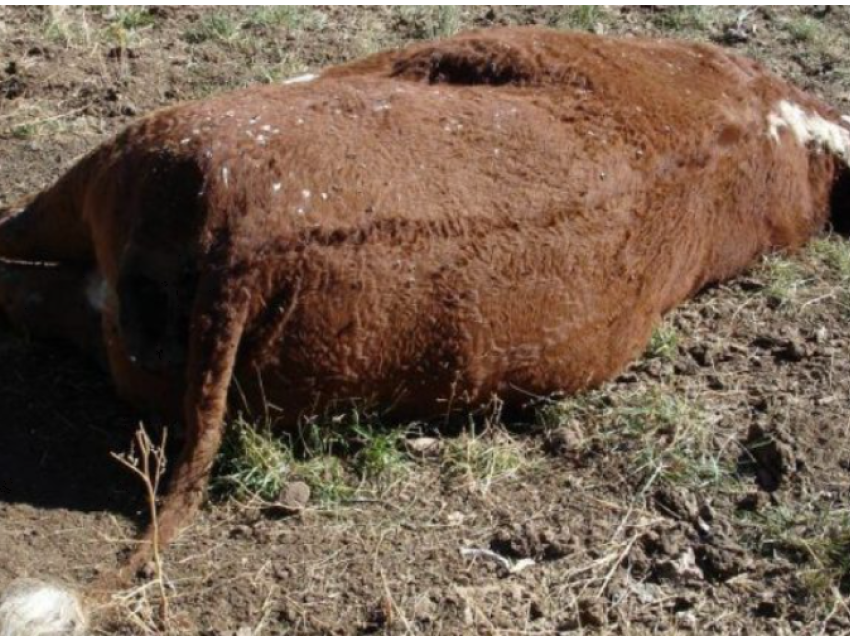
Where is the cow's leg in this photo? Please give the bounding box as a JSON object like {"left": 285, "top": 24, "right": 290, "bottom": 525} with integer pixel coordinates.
{"left": 0, "top": 260, "right": 104, "bottom": 362}
{"left": 125, "top": 274, "right": 251, "bottom": 573}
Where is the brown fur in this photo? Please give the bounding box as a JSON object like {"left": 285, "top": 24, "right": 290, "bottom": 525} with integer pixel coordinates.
{"left": 0, "top": 27, "right": 848, "bottom": 568}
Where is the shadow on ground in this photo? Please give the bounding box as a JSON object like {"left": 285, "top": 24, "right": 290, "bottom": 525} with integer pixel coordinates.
{"left": 0, "top": 329, "right": 143, "bottom": 515}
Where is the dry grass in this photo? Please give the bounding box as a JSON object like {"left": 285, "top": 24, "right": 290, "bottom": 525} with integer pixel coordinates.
{"left": 395, "top": 6, "right": 463, "bottom": 40}
{"left": 540, "top": 387, "right": 731, "bottom": 493}
{"left": 110, "top": 425, "right": 172, "bottom": 633}
{"left": 212, "top": 414, "right": 290, "bottom": 502}
{"left": 742, "top": 502, "right": 850, "bottom": 602}
{"left": 442, "top": 427, "right": 532, "bottom": 494}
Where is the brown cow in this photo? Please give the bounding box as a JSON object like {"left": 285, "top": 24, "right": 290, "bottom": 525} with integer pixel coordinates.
{"left": 0, "top": 27, "right": 848, "bottom": 633}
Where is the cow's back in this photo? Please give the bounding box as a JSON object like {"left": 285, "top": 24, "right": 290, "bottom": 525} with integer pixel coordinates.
{"left": 209, "top": 29, "right": 845, "bottom": 421}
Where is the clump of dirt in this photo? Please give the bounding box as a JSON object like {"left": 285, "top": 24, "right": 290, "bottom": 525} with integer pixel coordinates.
{"left": 740, "top": 422, "right": 799, "bottom": 492}
{"left": 2, "top": 6, "right": 850, "bottom": 635}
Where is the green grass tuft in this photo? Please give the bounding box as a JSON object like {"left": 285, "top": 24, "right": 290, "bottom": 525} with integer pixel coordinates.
{"left": 293, "top": 456, "right": 355, "bottom": 505}
{"left": 646, "top": 323, "right": 680, "bottom": 362}
{"left": 539, "top": 388, "right": 730, "bottom": 492}
{"left": 651, "top": 6, "right": 713, "bottom": 32}
{"left": 442, "top": 426, "right": 530, "bottom": 493}
{"left": 761, "top": 254, "right": 808, "bottom": 308}
{"left": 807, "top": 236, "right": 850, "bottom": 281}
{"left": 212, "top": 414, "right": 290, "bottom": 501}
{"left": 785, "top": 16, "right": 822, "bottom": 43}
{"left": 245, "top": 7, "right": 327, "bottom": 32}
{"left": 555, "top": 6, "right": 608, "bottom": 33}
{"left": 11, "top": 124, "right": 37, "bottom": 140}
{"left": 42, "top": 6, "right": 92, "bottom": 48}
{"left": 184, "top": 14, "right": 240, "bottom": 44}
{"left": 115, "top": 7, "right": 156, "bottom": 31}
{"left": 351, "top": 423, "right": 407, "bottom": 482}
{"left": 742, "top": 504, "right": 850, "bottom": 599}
{"left": 397, "top": 6, "right": 463, "bottom": 40}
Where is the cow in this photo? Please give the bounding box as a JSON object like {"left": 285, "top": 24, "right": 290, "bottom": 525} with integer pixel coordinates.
{"left": 0, "top": 26, "right": 848, "bottom": 634}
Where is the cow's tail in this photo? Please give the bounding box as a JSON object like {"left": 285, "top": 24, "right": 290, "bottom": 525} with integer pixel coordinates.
{"left": 127, "top": 269, "right": 253, "bottom": 569}
{"left": 0, "top": 579, "right": 87, "bottom": 636}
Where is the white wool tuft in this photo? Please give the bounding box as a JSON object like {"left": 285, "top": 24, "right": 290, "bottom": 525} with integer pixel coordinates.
{"left": 768, "top": 100, "right": 850, "bottom": 167}
{"left": 0, "top": 580, "right": 87, "bottom": 636}
{"left": 282, "top": 73, "right": 318, "bottom": 85}
{"left": 84, "top": 272, "right": 108, "bottom": 313}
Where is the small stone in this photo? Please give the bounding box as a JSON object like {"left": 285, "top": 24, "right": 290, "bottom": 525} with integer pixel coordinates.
{"left": 695, "top": 543, "right": 750, "bottom": 582}
{"left": 558, "top": 597, "right": 607, "bottom": 629}
{"left": 754, "top": 594, "right": 780, "bottom": 618}
{"left": 446, "top": 511, "right": 466, "bottom": 526}
{"left": 463, "top": 604, "right": 474, "bottom": 625}
{"left": 775, "top": 338, "right": 806, "bottom": 362}
{"left": 656, "top": 548, "right": 704, "bottom": 584}
{"left": 544, "top": 422, "right": 584, "bottom": 457}
{"left": 577, "top": 598, "right": 606, "bottom": 628}
{"left": 736, "top": 491, "right": 767, "bottom": 512}
{"left": 279, "top": 481, "right": 311, "bottom": 511}
{"left": 706, "top": 373, "right": 725, "bottom": 390}
{"left": 676, "top": 610, "right": 698, "bottom": 630}
{"left": 138, "top": 560, "right": 157, "bottom": 580}
{"left": 405, "top": 436, "right": 441, "bottom": 457}
{"left": 742, "top": 423, "right": 796, "bottom": 492}
{"left": 230, "top": 525, "right": 252, "bottom": 538}
{"left": 412, "top": 595, "right": 436, "bottom": 622}
{"left": 27, "top": 46, "right": 48, "bottom": 57}
{"left": 108, "top": 46, "right": 140, "bottom": 60}
{"left": 736, "top": 277, "right": 764, "bottom": 292}
{"left": 631, "top": 580, "right": 661, "bottom": 604}
{"left": 653, "top": 485, "right": 698, "bottom": 521}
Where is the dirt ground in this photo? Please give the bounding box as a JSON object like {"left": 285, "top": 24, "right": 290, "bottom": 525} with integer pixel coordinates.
{"left": 2, "top": 6, "right": 850, "bottom": 635}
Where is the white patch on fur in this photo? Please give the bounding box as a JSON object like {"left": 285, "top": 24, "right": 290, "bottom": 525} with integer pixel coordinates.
{"left": 283, "top": 73, "right": 318, "bottom": 85}
{"left": 0, "top": 580, "right": 86, "bottom": 636}
{"left": 85, "top": 272, "right": 108, "bottom": 313}
{"left": 768, "top": 100, "right": 850, "bottom": 167}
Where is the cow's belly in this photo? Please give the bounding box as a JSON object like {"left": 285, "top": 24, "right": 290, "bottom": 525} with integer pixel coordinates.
{"left": 237, "top": 238, "right": 655, "bottom": 423}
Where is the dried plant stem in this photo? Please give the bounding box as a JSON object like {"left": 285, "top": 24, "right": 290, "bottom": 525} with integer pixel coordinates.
{"left": 112, "top": 424, "right": 170, "bottom": 628}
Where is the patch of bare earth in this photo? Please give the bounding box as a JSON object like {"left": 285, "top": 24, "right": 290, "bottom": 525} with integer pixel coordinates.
{"left": 2, "top": 6, "right": 850, "bottom": 635}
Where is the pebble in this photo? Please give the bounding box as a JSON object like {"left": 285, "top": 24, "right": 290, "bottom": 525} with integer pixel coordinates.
{"left": 412, "top": 595, "right": 436, "bottom": 622}
{"left": 405, "top": 436, "right": 442, "bottom": 457}
{"left": 279, "top": 480, "right": 311, "bottom": 511}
